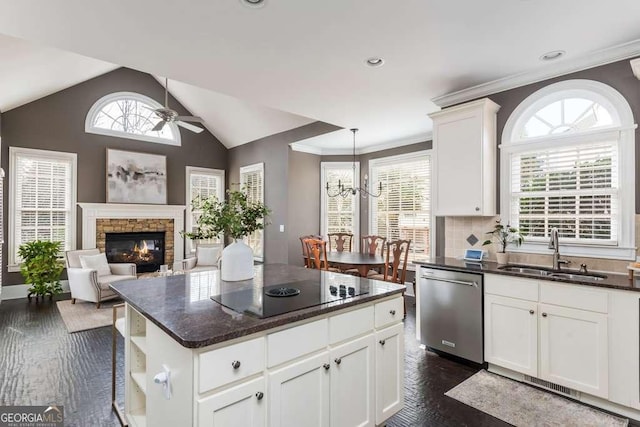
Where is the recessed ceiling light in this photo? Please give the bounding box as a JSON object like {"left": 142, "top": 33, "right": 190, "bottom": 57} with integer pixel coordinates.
{"left": 540, "top": 50, "right": 565, "bottom": 61}
{"left": 241, "top": 0, "right": 266, "bottom": 8}
{"left": 365, "top": 57, "right": 385, "bottom": 67}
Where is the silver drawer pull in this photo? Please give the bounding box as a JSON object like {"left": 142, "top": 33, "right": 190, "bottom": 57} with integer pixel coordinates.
{"left": 389, "top": 309, "right": 396, "bottom": 316}
{"left": 231, "top": 360, "right": 241, "bottom": 369}
{"left": 421, "top": 277, "right": 478, "bottom": 287}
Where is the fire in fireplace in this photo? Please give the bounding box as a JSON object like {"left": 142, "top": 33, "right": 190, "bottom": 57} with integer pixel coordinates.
{"left": 105, "top": 231, "right": 165, "bottom": 273}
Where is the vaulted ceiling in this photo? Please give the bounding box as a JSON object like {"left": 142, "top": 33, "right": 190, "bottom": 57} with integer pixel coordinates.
{"left": 0, "top": 1, "right": 639, "bottom": 153}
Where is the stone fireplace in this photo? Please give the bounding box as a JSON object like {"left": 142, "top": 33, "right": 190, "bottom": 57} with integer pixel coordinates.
{"left": 78, "top": 203, "right": 186, "bottom": 269}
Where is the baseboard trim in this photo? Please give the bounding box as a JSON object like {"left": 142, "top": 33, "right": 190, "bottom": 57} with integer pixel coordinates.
{"left": 1, "top": 280, "right": 70, "bottom": 301}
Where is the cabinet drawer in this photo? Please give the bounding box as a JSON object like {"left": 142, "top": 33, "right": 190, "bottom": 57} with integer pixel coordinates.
{"left": 267, "top": 319, "right": 327, "bottom": 367}
{"left": 329, "top": 305, "right": 374, "bottom": 345}
{"left": 375, "top": 297, "right": 404, "bottom": 329}
{"left": 199, "top": 337, "right": 265, "bottom": 394}
{"left": 485, "top": 274, "right": 538, "bottom": 301}
{"left": 540, "top": 281, "right": 608, "bottom": 313}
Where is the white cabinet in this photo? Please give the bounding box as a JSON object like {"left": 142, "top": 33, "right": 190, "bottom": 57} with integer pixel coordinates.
{"left": 539, "top": 304, "right": 608, "bottom": 398}
{"left": 484, "top": 294, "right": 538, "bottom": 377}
{"left": 198, "top": 377, "right": 265, "bottom": 427}
{"left": 430, "top": 98, "right": 500, "bottom": 216}
{"left": 268, "top": 352, "right": 330, "bottom": 427}
{"left": 375, "top": 323, "right": 404, "bottom": 424}
{"left": 484, "top": 274, "right": 610, "bottom": 399}
{"left": 330, "top": 334, "right": 375, "bottom": 427}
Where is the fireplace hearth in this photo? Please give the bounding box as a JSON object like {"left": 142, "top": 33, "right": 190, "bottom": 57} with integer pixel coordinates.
{"left": 105, "top": 231, "right": 165, "bottom": 273}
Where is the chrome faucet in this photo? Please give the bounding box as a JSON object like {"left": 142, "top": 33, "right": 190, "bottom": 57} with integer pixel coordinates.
{"left": 549, "top": 227, "right": 570, "bottom": 271}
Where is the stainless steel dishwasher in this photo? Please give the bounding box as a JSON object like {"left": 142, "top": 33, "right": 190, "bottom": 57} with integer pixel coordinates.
{"left": 418, "top": 266, "right": 484, "bottom": 363}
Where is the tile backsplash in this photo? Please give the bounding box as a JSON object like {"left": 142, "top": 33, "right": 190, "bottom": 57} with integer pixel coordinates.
{"left": 444, "top": 215, "right": 640, "bottom": 275}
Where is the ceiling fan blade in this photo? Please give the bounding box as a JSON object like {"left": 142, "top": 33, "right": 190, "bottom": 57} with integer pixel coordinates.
{"left": 176, "top": 116, "right": 204, "bottom": 123}
{"left": 152, "top": 120, "right": 166, "bottom": 131}
{"left": 176, "top": 121, "right": 204, "bottom": 133}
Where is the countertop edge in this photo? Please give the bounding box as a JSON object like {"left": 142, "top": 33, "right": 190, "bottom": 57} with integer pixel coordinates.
{"left": 115, "top": 287, "right": 406, "bottom": 349}
{"left": 413, "top": 259, "right": 638, "bottom": 293}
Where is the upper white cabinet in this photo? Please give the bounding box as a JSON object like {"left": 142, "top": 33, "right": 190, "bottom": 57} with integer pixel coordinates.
{"left": 429, "top": 98, "right": 500, "bottom": 216}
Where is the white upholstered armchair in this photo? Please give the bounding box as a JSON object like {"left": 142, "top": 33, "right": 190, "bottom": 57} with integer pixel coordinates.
{"left": 65, "top": 249, "right": 137, "bottom": 308}
{"left": 173, "top": 244, "right": 221, "bottom": 273}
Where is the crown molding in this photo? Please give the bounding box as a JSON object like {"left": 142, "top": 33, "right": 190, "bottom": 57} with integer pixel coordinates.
{"left": 290, "top": 132, "right": 432, "bottom": 156}
{"left": 631, "top": 58, "right": 640, "bottom": 80}
{"left": 432, "top": 39, "right": 640, "bottom": 108}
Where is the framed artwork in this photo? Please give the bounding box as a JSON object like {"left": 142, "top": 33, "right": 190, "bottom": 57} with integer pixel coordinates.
{"left": 106, "top": 149, "right": 167, "bottom": 204}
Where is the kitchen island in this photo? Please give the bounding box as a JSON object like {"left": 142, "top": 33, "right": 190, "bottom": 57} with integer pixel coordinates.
{"left": 111, "top": 263, "right": 406, "bottom": 427}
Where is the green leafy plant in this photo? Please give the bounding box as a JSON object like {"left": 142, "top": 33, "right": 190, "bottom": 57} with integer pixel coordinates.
{"left": 18, "top": 240, "right": 65, "bottom": 298}
{"left": 182, "top": 186, "right": 271, "bottom": 241}
{"left": 482, "top": 220, "right": 524, "bottom": 253}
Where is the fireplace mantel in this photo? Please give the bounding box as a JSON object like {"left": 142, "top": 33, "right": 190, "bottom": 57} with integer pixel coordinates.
{"left": 78, "top": 203, "right": 186, "bottom": 262}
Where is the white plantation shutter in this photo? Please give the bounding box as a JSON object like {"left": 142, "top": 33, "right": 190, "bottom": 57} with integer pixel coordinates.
{"left": 511, "top": 141, "right": 618, "bottom": 244}
{"left": 370, "top": 152, "right": 431, "bottom": 263}
{"left": 321, "top": 163, "right": 359, "bottom": 250}
{"left": 240, "top": 163, "right": 264, "bottom": 261}
{"left": 9, "top": 148, "right": 76, "bottom": 268}
{"left": 186, "top": 167, "right": 225, "bottom": 254}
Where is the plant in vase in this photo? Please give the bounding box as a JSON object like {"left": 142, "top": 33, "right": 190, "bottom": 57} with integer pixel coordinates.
{"left": 182, "top": 187, "right": 270, "bottom": 281}
{"left": 18, "top": 240, "right": 65, "bottom": 300}
{"left": 482, "top": 220, "right": 524, "bottom": 264}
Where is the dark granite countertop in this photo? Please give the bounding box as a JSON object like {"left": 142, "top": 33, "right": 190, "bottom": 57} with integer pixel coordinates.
{"left": 110, "top": 263, "right": 405, "bottom": 349}
{"left": 414, "top": 257, "right": 640, "bottom": 292}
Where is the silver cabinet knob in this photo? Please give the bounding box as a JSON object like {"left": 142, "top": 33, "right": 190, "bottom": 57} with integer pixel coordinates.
{"left": 475, "top": 207, "right": 480, "bottom": 211}
{"left": 231, "top": 360, "right": 241, "bottom": 369}
{"left": 323, "top": 363, "right": 330, "bottom": 370}
{"left": 389, "top": 310, "right": 396, "bottom": 316}
{"left": 255, "top": 391, "right": 264, "bottom": 400}
{"left": 529, "top": 310, "right": 534, "bottom": 315}
{"left": 379, "top": 340, "right": 386, "bottom": 346}
{"left": 542, "top": 313, "right": 548, "bottom": 317}
{"left": 334, "top": 358, "right": 342, "bottom": 365}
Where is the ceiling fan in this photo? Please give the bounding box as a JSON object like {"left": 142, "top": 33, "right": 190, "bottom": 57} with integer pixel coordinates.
{"left": 152, "top": 78, "right": 204, "bottom": 134}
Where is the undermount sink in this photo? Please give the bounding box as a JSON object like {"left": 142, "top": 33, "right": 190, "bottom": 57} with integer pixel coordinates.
{"left": 497, "top": 264, "right": 607, "bottom": 282}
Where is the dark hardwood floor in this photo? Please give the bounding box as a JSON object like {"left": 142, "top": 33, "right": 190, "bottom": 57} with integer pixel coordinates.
{"left": 0, "top": 293, "right": 627, "bottom": 426}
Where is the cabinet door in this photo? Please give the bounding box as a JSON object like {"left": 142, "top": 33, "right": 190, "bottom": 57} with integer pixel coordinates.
{"left": 434, "top": 110, "right": 484, "bottom": 216}
{"left": 268, "top": 352, "right": 330, "bottom": 427}
{"left": 197, "top": 377, "right": 265, "bottom": 427}
{"left": 539, "top": 304, "right": 608, "bottom": 398}
{"left": 375, "top": 323, "right": 404, "bottom": 425}
{"left": 484, "top": 294, "right": 538, "bottom": 376}
{"left": 330, "top": 334, "right": 375, "bottom": 427}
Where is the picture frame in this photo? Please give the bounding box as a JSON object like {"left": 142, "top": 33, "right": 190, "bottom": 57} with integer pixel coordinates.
{"left": 106, "top": 148, "right": 167, "bottom": 204}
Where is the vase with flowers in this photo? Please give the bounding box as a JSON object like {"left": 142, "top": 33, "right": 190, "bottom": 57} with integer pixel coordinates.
{"left": 482, "top": 220, "right": 524, "bottom": 264}
{"left": 182, "top": 187, "right": 270, "bottom": 281}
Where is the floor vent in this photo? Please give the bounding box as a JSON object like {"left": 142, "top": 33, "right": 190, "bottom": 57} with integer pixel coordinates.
{"left": 524, "top": 375, "right": 578, "bottom": 397}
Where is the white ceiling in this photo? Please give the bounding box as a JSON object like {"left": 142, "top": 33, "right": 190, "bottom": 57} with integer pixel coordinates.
{"left": 0, "top": 1, "right": 639, "bottom": 153}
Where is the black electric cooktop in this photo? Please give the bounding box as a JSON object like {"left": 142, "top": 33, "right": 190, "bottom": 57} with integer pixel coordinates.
{"left": 210, "top": 280, "right": 369, "bottom": 318}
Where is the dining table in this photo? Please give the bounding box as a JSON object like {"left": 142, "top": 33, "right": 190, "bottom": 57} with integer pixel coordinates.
{"left": 325, "top": 251, "right": 387, "bottom": 278}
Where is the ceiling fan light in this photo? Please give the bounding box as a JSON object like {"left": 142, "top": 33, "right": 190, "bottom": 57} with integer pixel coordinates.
{"left": 241, "top": 0, "right": 266, "bottom": 8}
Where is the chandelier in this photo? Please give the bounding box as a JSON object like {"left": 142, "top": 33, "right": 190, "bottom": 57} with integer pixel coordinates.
{"left": 325, "top": 128, "right": 383, "bottom": 198}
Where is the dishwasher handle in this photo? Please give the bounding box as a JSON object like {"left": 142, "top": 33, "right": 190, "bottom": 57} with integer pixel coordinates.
{"left": 420, "top": 275, "right": 478, "bottom": 288}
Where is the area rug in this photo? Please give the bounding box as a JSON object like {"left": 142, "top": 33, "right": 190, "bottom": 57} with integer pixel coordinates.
{"left": 56, "top": 300, "right": 123, "bottom": 333}
{"left": 445, "top": 370, "right": 628, "bottom": 427}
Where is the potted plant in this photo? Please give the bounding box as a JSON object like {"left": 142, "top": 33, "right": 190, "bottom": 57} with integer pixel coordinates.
{"left": 182, "top": 187, "right": 270, "bottom": 281}
{"left": 18, "top": 240, "right": 65, "bottom": 300}
{"left": 482, "top": 220, "right": 524, "bottom": 264}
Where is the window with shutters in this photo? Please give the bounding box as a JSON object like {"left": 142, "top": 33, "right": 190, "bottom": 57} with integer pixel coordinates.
{"left": 240, "top": 163, "right": 265, "bottom": 261}
{"left": 8, "top": 148, "right": 77, "bottom": 271}
{"left": 85, "top": 91, "right": 181, "bottom": 146}
{"left": 502, "top": 80, "right": 636, "bottom": 259}
{"left": 369, "top": 152, "right": 432, "bottom": 263}
{"left": 320, "top": 162, "right": 360, "bottom": 250}
{"left": 185, "top": 166, "right": 225, "bottom": 254}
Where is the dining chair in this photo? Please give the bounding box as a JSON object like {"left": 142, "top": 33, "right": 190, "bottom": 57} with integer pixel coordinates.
{"left": 345, "top": 235, "right": 388, "bottom": 277}
{"left": 327, "top": 233, "right": 353, "bottom": 252}
{"left": 370, "top": 239, "right": 411, "bottom": 317}
{"left": 300, "top": 234, "right": 323, "bottom": 266}
{"left": 303, "top": 238, "right": 340, "bottom": 272}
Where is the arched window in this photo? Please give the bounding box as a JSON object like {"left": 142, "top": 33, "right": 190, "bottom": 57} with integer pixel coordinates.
{"left": 501, "top": 80, "right": 635, "bottom": 259}
{"left": 85, "top": 92, "right": 181, "bottom": 146}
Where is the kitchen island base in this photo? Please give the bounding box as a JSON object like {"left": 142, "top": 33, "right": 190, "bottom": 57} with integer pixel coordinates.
{"left": 123, "top": 295, "right": 405, "bottom": 427}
